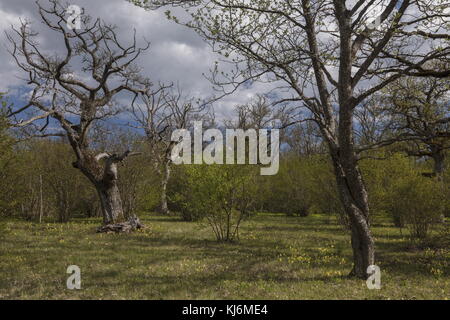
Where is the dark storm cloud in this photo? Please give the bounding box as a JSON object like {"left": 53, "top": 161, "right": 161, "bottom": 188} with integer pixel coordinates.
{"left": 0, "top": 0, "right": 264, "bottom": 119}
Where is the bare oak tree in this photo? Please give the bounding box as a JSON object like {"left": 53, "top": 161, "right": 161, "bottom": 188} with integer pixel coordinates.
{"left": 130, "top": 86, "right": 210, "bottom": 214}
{"left": 135, "top": 0, "right": 450, "bottom": 278}
{"left": 7, "top": 0, "right": 152, "bottom": 227}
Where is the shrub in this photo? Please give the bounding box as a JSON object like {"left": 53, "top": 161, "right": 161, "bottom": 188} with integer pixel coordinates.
{"left": 259, "top": 155, "right": 341, "bottom": 219}
{"left": 174, "top": 164, "right": 258, "bottom": 241}
{"left": 387, "top": 170, "right": 444, "bottom": 239}
{"left": 264, "top": 156, "right": 314, "bottom": 217}
{"left": 361, "top": 153, "right": 412, "bottom": 227}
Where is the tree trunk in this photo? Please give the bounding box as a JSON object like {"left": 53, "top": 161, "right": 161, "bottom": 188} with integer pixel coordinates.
{"left": 96, "top": 182, "right": 124, "bottom": 225}
{"left": 328, "top": 2, "right": 376, "bottom": 279}
{"left": 432, "top": 150, "right": 445, "bottom": 178}
{"left": 74, "top": 152, "right": 132, "bottom": 226}
{"left": 432, "top": 149, "right": 446, "bottom": 221}
{"left": 159, "top": 160, "right": 171, "bottom": 215}
{"left": 332, "top": 155, "right": 375, "bottom": 279}
{"left": 348, "top": 214, "right": 375, "bottom": 278}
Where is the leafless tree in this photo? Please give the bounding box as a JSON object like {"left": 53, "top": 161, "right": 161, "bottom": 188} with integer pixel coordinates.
{"left": 227, "top": 95, "right": 286, "bottom": 130}
{"left": 285, "top": 121, "right": 326, "bottom": 156}
{"left": 135, "top": 0, "right": 450, "bottom": 278}
{"left": 6, "top": 0, "right": 153, "bottom": 227}
{"left": 130, "top": 86, "right": 211, "bottom": 214}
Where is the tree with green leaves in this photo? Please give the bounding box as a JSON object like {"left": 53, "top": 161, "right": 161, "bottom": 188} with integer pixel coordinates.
{"left": 379, "top": 74, "right": 449, "bottom": 178}
{"left": 134, "top": 0, "right": 450, "bottom": 278}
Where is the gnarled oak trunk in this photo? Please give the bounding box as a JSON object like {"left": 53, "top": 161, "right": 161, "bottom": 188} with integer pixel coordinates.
{"left": 96, "top": 183, "right": 124, "bottom": 225}
{"left": 74, "top": 150, "right": 140, "bottom": 228}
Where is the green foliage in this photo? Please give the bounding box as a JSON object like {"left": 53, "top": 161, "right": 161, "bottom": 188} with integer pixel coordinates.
{"left": 360, "top": 153, "right": 414, "bottom": 226}
{"left": 259, "top": 154, "right": 346, "bottom": 225}
{"left": 174, "top": 164, "right": 258, "bottom": 241}
{"left": 5, "top": 140, "right": 100, "bottom": 222}
{"left": 256, "top": 152, "right": 447, "bottom": 240}
{"left": 305, "top": 156, "right": 345, "bottom": 221}
{"left": 118, "top": 153, "right": 159, "bottom": 217}
{"left": 386, "top": 169, "right": 445, "bottom": 240}
{"left": 0, "top": 95, "right": 19, "bottom": 216}
{"left": 0, "top": 130, "right": 159, "bottom": 222}
{"left": 361, "top": 153, "right": 446, "bottom": 239}
{"left": 259, "top": 155, "right": 313, "bottom": 216}
{"left": 443, "top": 165, "right": 450, "bottom": 218}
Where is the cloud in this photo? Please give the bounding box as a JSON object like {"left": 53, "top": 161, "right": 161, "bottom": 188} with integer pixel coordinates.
{"left": 0, "top": 0, "right": 261, "bottom": 121}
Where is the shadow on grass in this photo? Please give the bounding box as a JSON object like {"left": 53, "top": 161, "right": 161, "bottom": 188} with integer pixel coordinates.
{"left": 2, "top": 214, "right": 443, "bottom": 299}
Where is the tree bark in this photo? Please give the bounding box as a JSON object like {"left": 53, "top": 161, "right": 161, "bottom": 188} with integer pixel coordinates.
{"left": 331, "top": 7, "right": 375, "bottom": 278}
{"left": 73, "top": 151, "right": 138, "bottom": 226}
{"left": 159, "top": 160, "right": 171, "bottom": 215}
{"left": 331, "top": 150, "right": 375, "bottom": 279}
{"left": 432, "top": 149, "right": 445, "bottom": 178}
{"left": 96, "top": 183, "right": 124, "bottom": 225}
{"left": 349, "top": 215, "right": 375, "bottom": 278}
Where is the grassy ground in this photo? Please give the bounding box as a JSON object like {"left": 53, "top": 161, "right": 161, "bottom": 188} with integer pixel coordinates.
{"left": 0, "top": 213, "right": 448, "bottom": 300}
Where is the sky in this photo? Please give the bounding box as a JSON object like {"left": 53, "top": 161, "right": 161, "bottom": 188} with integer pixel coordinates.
{"left": 0, "top": 0, "right": 267, "bottom": 121}
{"left": 1, "top": 0, "right": 446, "bottom": 128}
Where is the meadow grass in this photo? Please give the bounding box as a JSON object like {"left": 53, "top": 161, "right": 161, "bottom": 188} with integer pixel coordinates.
{"left": 0, "top": 213, "right": 448, "bottom": 300}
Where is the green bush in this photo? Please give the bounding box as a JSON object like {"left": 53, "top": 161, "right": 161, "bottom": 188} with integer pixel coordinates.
{"left": 386, "top": 168, "right": 444, "bottom": 239}
{"left": 258, "top": 154, "right": 345, "bottom": 221}
{"left": 260, "top": 156, "right": 314, "bottom": 216}
{"left": 174, "top": 164, "right": 258, "bottom": 241}
{"left": 361, "top": 153, "right": 413, "bottom": 227}
{"left": 361, "top": 153, "right": 446, "bottom": 236}
{"left": 0, "top": 96, "right": 22, "bottom": 217}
